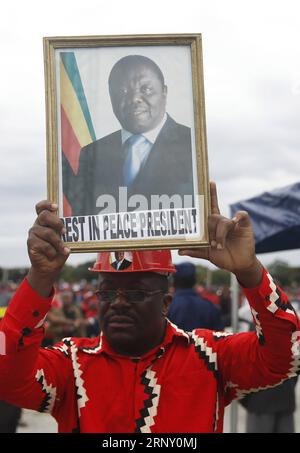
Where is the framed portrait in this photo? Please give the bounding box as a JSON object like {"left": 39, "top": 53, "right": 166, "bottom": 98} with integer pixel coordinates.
{"left": 43, "top": 34, "right": 210, "bottom": 253}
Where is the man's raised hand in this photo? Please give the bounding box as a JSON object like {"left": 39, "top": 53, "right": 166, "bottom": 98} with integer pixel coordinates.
{"left": 27, "top": 201, "right": 70, "bottom": 297}
{"left": 179, "top": 182, "right": 263, "bottom": 287}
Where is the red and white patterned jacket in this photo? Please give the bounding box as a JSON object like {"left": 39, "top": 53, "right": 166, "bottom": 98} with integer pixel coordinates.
{"left": 0, "top": 269, "right": 299, "bottom": 433}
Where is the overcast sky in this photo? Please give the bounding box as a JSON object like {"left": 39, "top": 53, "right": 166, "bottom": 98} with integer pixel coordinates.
{"left": 1, "top": 0, "right": 300, "bottom": 269}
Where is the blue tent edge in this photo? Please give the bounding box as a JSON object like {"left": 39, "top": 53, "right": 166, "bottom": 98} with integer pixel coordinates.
{"left": 230, "top": 182, "right": 300, "bottom": 254}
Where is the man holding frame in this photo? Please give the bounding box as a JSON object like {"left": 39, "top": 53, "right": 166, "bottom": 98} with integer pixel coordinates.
{"left": 0, "top": 182, "right": 298, "bottom": 433}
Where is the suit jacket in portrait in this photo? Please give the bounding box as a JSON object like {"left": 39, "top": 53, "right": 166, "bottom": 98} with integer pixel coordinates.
{"left": 111, "top": 259, "right": 132, "bottom": 270}
{"left": 63, "top": 115, "right": 194, "bottom": 216}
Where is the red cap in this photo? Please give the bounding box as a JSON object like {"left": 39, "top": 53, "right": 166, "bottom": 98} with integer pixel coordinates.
{"left": 89, "top": 250, "right": 176, "bottom": 274}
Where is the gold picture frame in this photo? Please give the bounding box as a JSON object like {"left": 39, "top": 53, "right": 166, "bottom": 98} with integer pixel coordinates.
{"left": 43, "top": 34, "right": 210, "bottom": 253}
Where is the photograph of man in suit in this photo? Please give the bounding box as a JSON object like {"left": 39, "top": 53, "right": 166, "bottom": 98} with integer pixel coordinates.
{"left": 63, "top": 54, "right": 195, "bottom": 216}
{"left": 111, "top": 252, "right": 132, "bottom": 270}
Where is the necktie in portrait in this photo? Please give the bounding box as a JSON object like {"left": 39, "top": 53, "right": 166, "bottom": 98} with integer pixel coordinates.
{"left": 123, "top": 134, "right": 152, "bottom": 186}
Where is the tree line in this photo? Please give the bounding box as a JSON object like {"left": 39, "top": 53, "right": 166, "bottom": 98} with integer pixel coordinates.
{"left": 2, "top": 259, "right": 300, "bottom": 288}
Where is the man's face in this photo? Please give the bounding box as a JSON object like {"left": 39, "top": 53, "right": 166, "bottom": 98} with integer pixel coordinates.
{"left": 115, "top": 252, "right": 124, "bottom": 261}
{"left": 109, "top": 64, "right": 167, "bottom": 134}
{"left": 98, "top": 272, "right": 170, "bottom": 356}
